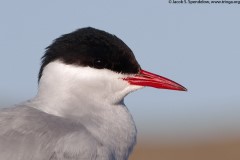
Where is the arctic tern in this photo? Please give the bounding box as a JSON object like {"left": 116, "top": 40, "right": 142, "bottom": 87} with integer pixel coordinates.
{"left": 0, "top": 27, "right": 186, "bottom": 160}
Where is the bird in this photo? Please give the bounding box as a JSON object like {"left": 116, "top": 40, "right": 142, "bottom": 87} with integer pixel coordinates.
{"left": 0, "top": 27, "right": 186, "bottom": 160}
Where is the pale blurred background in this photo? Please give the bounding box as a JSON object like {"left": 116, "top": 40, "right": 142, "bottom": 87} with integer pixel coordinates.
{"left": 0, "top": 1, "right": 240, "bottom": 159}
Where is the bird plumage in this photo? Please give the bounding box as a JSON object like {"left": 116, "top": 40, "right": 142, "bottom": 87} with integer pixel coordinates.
{"left": 0, "top": 60, "right": 140, "bottom": 160}
{"left": 0, "top": 105, "right": 105, "bottom": 160}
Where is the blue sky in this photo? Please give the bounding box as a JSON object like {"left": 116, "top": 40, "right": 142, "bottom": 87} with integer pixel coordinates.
{"left": 0, "top": 1, "right": 240, "bottom": 143}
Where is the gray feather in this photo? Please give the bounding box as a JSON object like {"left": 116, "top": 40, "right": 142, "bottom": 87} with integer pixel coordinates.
{"left": 0, "top": 105, "right": 108, "bottom": 160}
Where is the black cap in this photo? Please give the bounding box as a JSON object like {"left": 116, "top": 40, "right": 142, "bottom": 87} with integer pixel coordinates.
{"left": 39, "top": 27, "right": 141, "bottom": 81}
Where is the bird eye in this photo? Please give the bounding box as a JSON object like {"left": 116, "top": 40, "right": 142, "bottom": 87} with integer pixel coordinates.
{"left": 93, "top": 59, "right": 107, "bottom": 69}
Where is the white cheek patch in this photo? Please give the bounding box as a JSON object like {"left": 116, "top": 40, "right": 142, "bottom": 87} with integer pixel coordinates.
{"left": 39, "top": 61, "right": 143, "bottom": 104}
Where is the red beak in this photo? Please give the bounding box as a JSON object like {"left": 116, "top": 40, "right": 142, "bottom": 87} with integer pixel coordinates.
{"left": 123, "top": 69, "right": 187, "bottom": 91}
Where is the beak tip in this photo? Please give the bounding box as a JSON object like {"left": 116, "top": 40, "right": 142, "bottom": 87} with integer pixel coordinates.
{"left": 178, "top": 85, "right": 187, "bottom": 92}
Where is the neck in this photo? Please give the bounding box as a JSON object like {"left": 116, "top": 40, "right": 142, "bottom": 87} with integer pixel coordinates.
{"left": 28, "top": 61, "right": 141, "bottom": 158}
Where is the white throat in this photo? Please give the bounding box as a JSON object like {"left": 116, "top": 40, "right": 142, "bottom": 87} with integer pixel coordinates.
{"left": 29, "top": 61, "right": 142, "bottom": 158}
